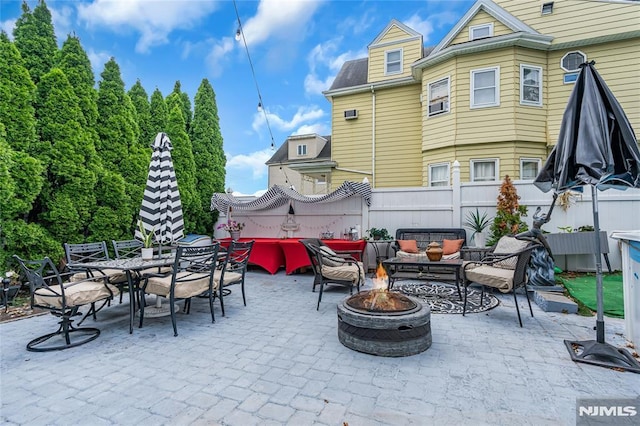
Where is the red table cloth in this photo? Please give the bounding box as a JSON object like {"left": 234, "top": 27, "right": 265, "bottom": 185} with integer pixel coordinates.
{"left": 219, "top": 238, "right": 367, "bottom": 275}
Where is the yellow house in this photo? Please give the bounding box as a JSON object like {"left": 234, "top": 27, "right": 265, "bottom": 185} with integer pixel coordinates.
{"left": 322, "top": 0, "right": 640, "bottom": 189}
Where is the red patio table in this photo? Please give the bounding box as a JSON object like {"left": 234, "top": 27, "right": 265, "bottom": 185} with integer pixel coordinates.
{"left": 279, "top": 238, "right": 367, "bottom": 275}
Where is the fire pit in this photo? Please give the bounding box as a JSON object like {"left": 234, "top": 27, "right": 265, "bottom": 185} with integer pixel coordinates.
{"left": 337, "top": 264, "right": 431, "bottom": 357}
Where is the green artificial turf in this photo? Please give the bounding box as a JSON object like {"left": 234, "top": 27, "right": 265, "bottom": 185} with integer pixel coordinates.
{"left": 558, "top": 273, "right": 624, "bottom": 318}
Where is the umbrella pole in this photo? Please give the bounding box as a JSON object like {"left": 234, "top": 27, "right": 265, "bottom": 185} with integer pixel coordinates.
{"left": 563, "top": 187, "right": 640, "bottom": 373}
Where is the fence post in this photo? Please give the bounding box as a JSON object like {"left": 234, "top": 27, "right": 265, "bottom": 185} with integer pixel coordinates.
{"left": 452, "top": 160, "right": 461, "bottom": 227}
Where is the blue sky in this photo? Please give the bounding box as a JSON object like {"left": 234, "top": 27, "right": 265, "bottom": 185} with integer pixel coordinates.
{"left": 1, "top": 0, "right": 475, "bottom": 195}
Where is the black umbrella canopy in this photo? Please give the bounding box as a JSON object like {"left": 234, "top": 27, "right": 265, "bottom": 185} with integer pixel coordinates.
{"left": 534, "top": 61, "right": 640, "bottom": 193}
{"left": 533, "top": 61, "right": 640, "bottom": 373}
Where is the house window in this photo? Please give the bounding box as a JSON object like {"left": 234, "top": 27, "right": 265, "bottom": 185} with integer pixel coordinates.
{"left": 541, "top": 2, "right": 554, "bottom": 15}
{"left": 470, "top": 67, "right": 500, "bottom": 108}
{"left": 470, "top": 159, "right": 498, "bottom": 182}
{"left": 520, "top": 65, "right": 542, "bottom": 106}
{"left": 561, "top": 51, "right": 586, "bottom": 72}
{"left": 297, "top": 144, "right": 307, "bottom": 156}
{"left": 469, "top": 23, "right": 493, "bottom": 41}
{"left": 429, "top": 163, "right": 450, "bottom": 186}
{"left": 428, "top": 77, "right": 450, "bottom": 116}
{"left": 520, "top": 158, "right": 541, "bottom": 180}
{"left": 385, "top": 49, "right": 402, "bottom": 75}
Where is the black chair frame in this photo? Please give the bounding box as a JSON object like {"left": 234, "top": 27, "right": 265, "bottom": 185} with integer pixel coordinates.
{"left": 216, "top": 240, "right": 254, "bottom": 317}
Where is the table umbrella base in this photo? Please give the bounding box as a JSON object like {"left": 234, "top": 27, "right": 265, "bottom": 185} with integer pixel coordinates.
{"left": 565, "top": 339, "right": 640, "bottom": 374}
{"left": 142, "top": 303, "right": 181, "bottom": 318}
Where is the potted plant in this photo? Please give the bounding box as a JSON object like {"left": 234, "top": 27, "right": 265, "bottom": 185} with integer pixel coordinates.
{"left": 366, "top": 227, "right": 392, "bottom": 241}
{"left": 464, "top": 208, "right": 492, "bottom": 247}
{"left": 138, "top": 220, "right": 155, "bottom": 260}
{"left": 217, "top": 219, "right": 245, "bottom": 240}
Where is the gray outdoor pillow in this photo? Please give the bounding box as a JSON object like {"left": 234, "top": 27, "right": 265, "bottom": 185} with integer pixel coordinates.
{"left": 319, "top": 246, "right": 343, "bottom": 267}
{"left": 493, "top": 236, "right": 529, "bottom": 270}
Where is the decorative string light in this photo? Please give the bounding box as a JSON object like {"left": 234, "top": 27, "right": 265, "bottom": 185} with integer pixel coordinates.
{"left": 233, "top": 0, "right": 277, "bottom": 150}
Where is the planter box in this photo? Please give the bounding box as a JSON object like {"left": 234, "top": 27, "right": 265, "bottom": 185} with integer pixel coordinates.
{"left": 544, "top": 231, "right": 611, "bottom": 272}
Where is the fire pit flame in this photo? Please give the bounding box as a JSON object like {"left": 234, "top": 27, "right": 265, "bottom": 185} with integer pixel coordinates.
{"left": 345, "top": 263, "right": 417, "bottom": 314}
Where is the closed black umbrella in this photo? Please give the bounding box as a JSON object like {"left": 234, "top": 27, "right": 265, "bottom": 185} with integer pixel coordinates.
{"left": 534, "top": 61, "right": 640, "bottom": 373}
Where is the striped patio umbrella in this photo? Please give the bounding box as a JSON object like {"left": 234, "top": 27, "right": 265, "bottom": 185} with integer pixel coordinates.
{"left": 135, "top": 132, "right": 184, "bottom": 246}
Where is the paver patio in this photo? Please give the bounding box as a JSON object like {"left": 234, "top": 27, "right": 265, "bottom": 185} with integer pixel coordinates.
{"left": 1, "top": 269, "right": 638, "bottom": 425}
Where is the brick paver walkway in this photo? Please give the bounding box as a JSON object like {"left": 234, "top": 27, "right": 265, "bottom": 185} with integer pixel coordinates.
{"left": 1, "top": 269, "right": 638, "bottom": 425}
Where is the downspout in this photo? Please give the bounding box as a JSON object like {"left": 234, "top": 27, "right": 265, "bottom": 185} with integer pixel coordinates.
{"left": 371, "top": 85, "right": 376, "bottom": 187}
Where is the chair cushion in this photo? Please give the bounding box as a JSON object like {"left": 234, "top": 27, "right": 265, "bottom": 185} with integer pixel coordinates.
{"left": 442, "top": 239, "right": 464, "bottom": 255}
{"left": 145, "top": 271, "right": 216, "bottom": 299}
{"left": 396, "top": 250, "right": 425, "bottom": 258}
{"left": 321, "top": 262, "right": 365, "bottom": 284}
{"left": 442, "top": 252, "right": 461, "bottom": 260}
{"left": 398, "top": 240, "right": 419, "bottom": 253}
{"left": 464, "top": 264, "right": 514, "bottom": 293}
{"left": 70, "top": 269, "right": 128, "bottom": 284}
{"left": 213, "top": 269, "right": 243, "bottom": 286}
{"left": 319, "top": 246, "right": 342, "bottom": 267}
{"left": 493, "top": 236, "right": 530, "bottom": 270}
{"left": 34, "top": 281, "right": 120, "bottom": 309}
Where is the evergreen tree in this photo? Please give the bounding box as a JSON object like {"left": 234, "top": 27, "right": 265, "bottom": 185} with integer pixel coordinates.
{"left": 12, "top": 0, "right": 57, "bottom": 85}
{"left": 149, "top": 88, "right": 168, "bottom": 136}
{"left": 166, "top": 105, "right": 199, "bottom": 232}
{"left": 55, "top": 34, "right": 98, "bottom": 130}
{"left": 34, "top": 68, "right": 98, "bottom": 242}
{"left": 190, "top": 78, "right": 226, "bottom": 233}
{"left": 169, "top": 81, "right": 192, "bottom": 133}
{"left": 128, "top": 80, "right": 154, "bottom": 148}
{"left": 0, "top": 31, "right": 38, "bottom": 153}
{"left": 96, "top": 58, "right": 147, "bottom": 231}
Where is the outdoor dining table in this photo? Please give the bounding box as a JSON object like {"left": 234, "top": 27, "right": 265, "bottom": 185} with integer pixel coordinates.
{"left": 69, "top": 253, "right": 175, "bottom": 334}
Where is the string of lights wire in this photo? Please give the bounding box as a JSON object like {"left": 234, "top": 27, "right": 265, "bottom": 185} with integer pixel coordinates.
{"left": 233, "top": 0, "right": 276, "bottom": 150}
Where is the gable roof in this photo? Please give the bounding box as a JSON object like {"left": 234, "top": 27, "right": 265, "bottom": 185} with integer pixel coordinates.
{"left": 368, "top": 18, "right": 422, "bottom": 48}
{"left": 431, "top": 0, "right": 539, "bottom": 55}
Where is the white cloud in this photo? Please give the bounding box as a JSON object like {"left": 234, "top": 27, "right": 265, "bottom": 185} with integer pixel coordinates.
{"left": 404, "top": 11, "right": 459, "bottom": 42}
{"left": 303, "top": 39, "right": 367, "bottom": 95}
{"left": 50, "top": 4, "right": 74, "bottom": 44}
{"left": 226, "top": 148, "right": 272, "bottom": 180}
{"left": 1, "top": 18, "right": 16, "bottom": 38}
{"left": 293, "top": 123, "right": 330, "bottom": 136}
{"left": 76, "top": 0, "right": 218, "bottom": 53}
{"left": 205, "top": 37, "right": 235, "bottom": 78}
{"left": 239, "top": 0, "right": 323, "bottom": 47}
{"left": 252, "top": 106, "right": 325, "bottom": 133}
{"left": 87, "top": 48, "right": 112, "bottom": 77}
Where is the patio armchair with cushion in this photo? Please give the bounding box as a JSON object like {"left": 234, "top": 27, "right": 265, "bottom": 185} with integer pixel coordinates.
{"left": 462, "top": 235, "right": 541, "bottom": 327}
{"left": 214, "top": 240, "right": 254, "bottom": 317}
{"left": 13, "top": 255, "right": 119, "bottom": 351}
{"left": 300, "top": 239, "right": 365, "bottom": 310}
{"left": 139, "top": 243, "right": 221, "bottom": 336}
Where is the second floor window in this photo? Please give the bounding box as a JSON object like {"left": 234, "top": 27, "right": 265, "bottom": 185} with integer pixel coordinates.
{"left": 385, "top": 49, "right": 402, "bottom": 75}
{"left": 521, "top": 64, "right": 542, "bottom": 106}
{"left": 471, "top": 67, "right": 500, "bottom": 108}
{"left": 297, "top": 144, "right": 307, "bottom": 156}
{"left": 428, "top": 77, "right": 450, "bottom": 116}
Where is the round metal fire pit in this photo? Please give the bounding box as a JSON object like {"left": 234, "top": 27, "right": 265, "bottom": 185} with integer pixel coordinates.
{"left": 337, "top": 290, "right": 431, "bottom": 357}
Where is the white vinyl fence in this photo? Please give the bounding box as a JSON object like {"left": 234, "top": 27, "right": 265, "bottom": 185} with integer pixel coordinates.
{"left": 214, "top": 164, "right": 640, "bottom": 272}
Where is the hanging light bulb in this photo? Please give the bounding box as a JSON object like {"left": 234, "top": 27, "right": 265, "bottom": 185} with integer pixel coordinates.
{"left": 257, "top": 102, "right": 262, "bottom": 112}
{"left": 235, "top": 27, "right": 242, "bottom": 41}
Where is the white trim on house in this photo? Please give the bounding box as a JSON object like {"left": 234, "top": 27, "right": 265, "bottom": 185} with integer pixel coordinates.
{"left": 368, "top": 18, "right": 422, "bottom": 47}
{"left": 560, "top": 50, "right": 587, "bottom": 72}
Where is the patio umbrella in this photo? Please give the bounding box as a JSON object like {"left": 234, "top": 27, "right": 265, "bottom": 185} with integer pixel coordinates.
{"left": 534, "top": 61, "right": 640, "bottom": 373}
{"left": 135, "top": 132, "right": 185, "bottom": 316}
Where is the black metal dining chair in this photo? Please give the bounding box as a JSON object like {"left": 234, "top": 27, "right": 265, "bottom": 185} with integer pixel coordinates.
{"left": 214, "top": 240, "right": 254, "bottom": 317}
{"left": 13, "top": 255, "right": 118, "bottom": 351}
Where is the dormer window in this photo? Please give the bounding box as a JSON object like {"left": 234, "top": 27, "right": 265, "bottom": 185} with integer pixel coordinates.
{"left": 297, "top": 144, "right": 307, "bottom": 156}
{"left": 385, "top": 49, "right": 402, "bottom": 75}
{"left": 469, "top": 23, "right": 493, "bottom": 41}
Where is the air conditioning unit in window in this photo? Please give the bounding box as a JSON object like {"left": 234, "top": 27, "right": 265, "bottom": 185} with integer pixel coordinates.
{"left": 344, "top": 109, "right": 358, "bottom": 120}
{"left": 428, "top": 101, "right": 447, "bottom": 115}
